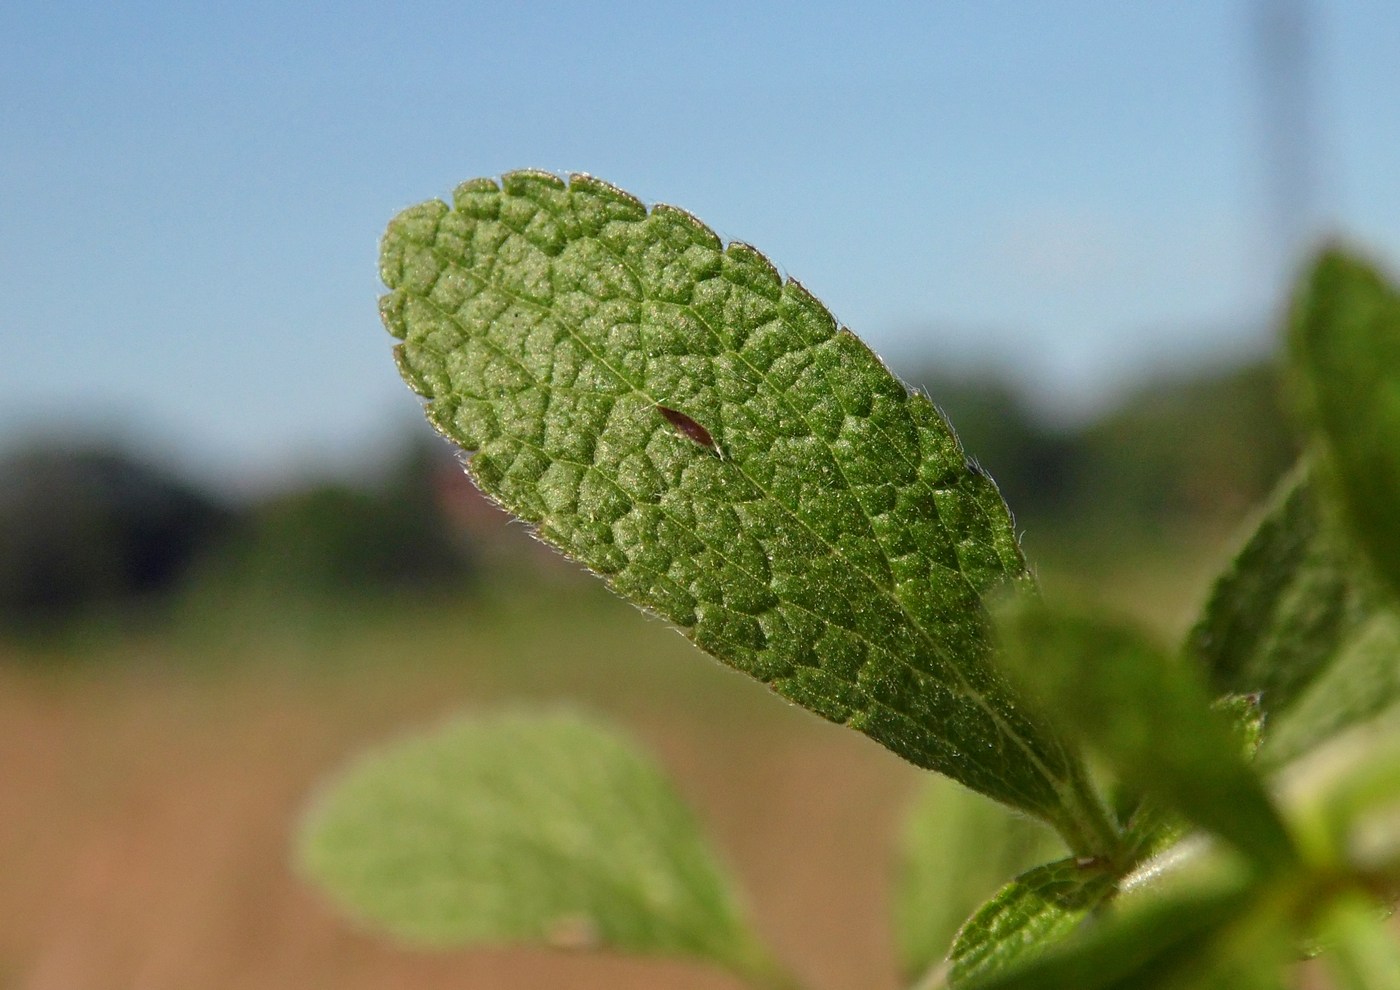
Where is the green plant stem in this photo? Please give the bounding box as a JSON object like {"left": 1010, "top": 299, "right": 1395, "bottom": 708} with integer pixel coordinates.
{"left": 1052, "top": 768, "right": 1124, "bottom": 863}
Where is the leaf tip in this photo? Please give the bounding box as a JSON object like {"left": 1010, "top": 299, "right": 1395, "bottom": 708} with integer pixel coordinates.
{"left": 649, "top": 203, "right": 723, "bottom": 252}
{"left": 567, "top": 172, "right": 648, "bottom": 221}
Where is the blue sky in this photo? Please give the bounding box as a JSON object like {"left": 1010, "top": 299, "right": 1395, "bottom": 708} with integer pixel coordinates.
{"left": 3, "top": 1, "right": 1397, "bottom": 491}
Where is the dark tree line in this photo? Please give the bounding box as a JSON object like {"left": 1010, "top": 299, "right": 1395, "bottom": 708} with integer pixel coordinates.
{"left": 0, "top": 437, "right": 477, "bottom": 635}
{"left": 908, "top": 361, "right": 1299, "bottom": 550}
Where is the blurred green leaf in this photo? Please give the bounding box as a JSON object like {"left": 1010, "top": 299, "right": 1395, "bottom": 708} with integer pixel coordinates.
{"left": 379, "top": 171, "right": 1110, "bottom": 844}
{"left": 297, "top": 711, "right": 787, "bottom": 986}
{"left": 894, "top": 776, "right": 1064, "bottom": 983}
{"left": 1114, "top": 694, "right": 1269, "bottom": 866}
{"left": 1189, "top": 469, "right": 1382, "bottom": 721}
{"left": 995, "top": 601, "right": 1295, "bottom": 869}
{"left": 1188, "top": 466, "right": 1400, "bottom": 770}
{"left": 946, "top": 857, "right": 1115, "bottom": 987}
{"left": 1321, "top": 896, "right": 1400, "bottom": 990}
{"left": 1282, "top": 714, "right": 1400, "bottom": 873}
{"left": 1265, "top": 611, "right": 1400, "bottom": 769}
{"left": 1290, "top": 248, "right": 1400, "bottom": 604}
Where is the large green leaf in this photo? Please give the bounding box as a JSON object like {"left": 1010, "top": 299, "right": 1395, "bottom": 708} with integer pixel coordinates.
{"left": 297, "top": 711, "right": 787, "bottom": 986}
{"left": 1290, "top": 248, "right": 1400, "bottom": 603}
{"left": 379, "top": 171, "right": 1107, "bottom": 843}
{"left": 945, "top": 857, "right": 1116, "bottom": 987}
{"left": 994, "top": 601, "right": 1296, "bottom": 870}
{"left": 894, "top": 776, "right": 1064, "bottom": 983}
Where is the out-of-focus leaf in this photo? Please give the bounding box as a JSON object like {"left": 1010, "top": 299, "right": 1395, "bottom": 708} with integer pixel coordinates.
{"left": 1188, "top": 466, "right": 1400, "bottom": 769}
{"left": 1280, "top": 713, "right": 1400, "bottom": 871}
{"left": 995, "top": 601, "right": 1295, "bottom": 870}
{"left": 297, "top": 711, "right": 788, "bottom": 986}
{"left": 1113, "top": 694, "right": 1267, "bottom": 873}
{"left": 1264, "top": 611, "right": 1400, "bottom": 769}
{"left": 1189, "top": 470, "right": 1382, "bottom": 720}
{"left": 1321, "top": 895, "right": 1400, "bottom": 990}
{"left": 894, "top": 776, "right": 1064, "bottom": 982}
{"left": 1290, "top": 248, "right": 1400, "bottom": 603}
{"left": 945, "top": 857, "right": 1115, "bottom": 987}
{"left": 963, "top": 859, "right": 1287, "bottom": 990}
{"left": 379, "top": 171, "right": 1112, "bottom": 845}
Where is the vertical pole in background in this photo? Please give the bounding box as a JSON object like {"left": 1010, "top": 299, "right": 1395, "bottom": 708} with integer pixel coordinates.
{"left": 1251, "top": 0, "right": 1324, "bottom": 292}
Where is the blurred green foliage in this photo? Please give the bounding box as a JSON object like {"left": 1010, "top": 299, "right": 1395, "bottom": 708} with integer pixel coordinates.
{"left": 194, "top": 439, "right": 474, "bottom": 606}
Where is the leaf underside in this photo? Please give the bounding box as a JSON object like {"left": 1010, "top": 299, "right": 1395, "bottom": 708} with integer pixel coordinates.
{"left": 380, "top": 170, "right": 1087, "bottom": 825}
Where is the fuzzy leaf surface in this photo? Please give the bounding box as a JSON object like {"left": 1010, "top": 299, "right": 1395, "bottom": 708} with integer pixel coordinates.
{"left": 1290, "top": 248, "right": 1400, "bottom": 602}
{"left": 895, "top": 776, "right": 1064, "bottom": 982}
{"left": 995, "top": 601, "right": 1295, "bottom": 869}
{"left": 379, "top": 171, "right": 1094, "bottom": 829}
{"left": 297, "top": 712, "right": 780, "bottom": 983}
{"left": 947, "top": 857, "right": 1116, "bottom": 987}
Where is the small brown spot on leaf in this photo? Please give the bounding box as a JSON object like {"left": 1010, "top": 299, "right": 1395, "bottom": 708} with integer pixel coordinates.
{"left": 657, "top": 405, "right": 720, "bottom": 455}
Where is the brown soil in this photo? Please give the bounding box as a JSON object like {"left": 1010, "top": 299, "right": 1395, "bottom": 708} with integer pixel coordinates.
{"left": 0, "top": 647, "right": 917, "bottom": 990}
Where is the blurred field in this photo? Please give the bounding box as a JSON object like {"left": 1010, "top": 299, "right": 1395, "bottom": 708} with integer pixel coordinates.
{"left": 0, "top": 579, "right": 936, "bottom": 990}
